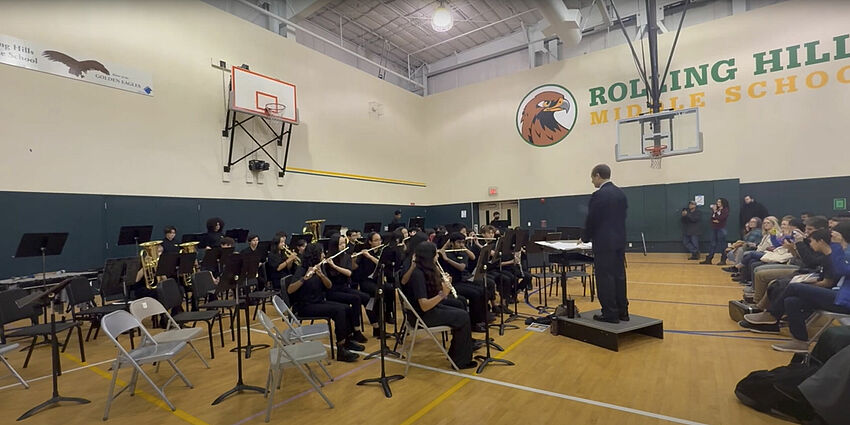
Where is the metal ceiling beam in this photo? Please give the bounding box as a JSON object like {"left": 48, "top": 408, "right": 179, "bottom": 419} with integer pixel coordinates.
{"left": 321, "top": 5, "right": 424, "bottom": 65}
{"left": 409, "top": 8, "right": 539, "bottom": 55}
{"left": 308, "top": 10, "right": 414, "bottom": 68}
{"left": 286, "top": 0, "right": 334, "bottom": 21}
{"left": 232, "top": 0, "right": 424, "bottom": 88}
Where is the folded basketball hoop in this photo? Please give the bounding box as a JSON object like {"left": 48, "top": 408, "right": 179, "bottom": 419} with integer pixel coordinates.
{"left": 264, "top": 102, "right": 286, "bottom": 120}
{"left": 645, "top": 145, "right": 667, "bottom": 169}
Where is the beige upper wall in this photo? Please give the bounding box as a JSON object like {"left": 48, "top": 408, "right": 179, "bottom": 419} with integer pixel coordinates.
{"left": 422, "top": 0, "right": 850, "bottom": 204}
{"left": 1, "top": 0, "right": 847, "bottom": 207}
{"left": 0, "top": 0, "right": 428, "bottom": 205}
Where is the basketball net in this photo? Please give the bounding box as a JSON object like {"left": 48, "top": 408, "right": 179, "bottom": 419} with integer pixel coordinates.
{"left": 645, "top": 145, "right": 667, "bottom": 169}
{"left": 264, "top": 102, "right": 286, "bottom": 120}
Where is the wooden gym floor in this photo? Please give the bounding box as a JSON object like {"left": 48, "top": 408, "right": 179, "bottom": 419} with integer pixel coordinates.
{"left": 0, "top": 253, "right": 793, "bottom": 425}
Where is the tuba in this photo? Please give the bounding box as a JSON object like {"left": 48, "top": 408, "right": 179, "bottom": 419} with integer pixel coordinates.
{"left": 302, "top": 219, "right": 325, "bottom": 243}
{"left": 139, "top": 240, "right": 163, "bottom": 289}
{"left": 178, "top": 241, "right": 200, "bottom": 288}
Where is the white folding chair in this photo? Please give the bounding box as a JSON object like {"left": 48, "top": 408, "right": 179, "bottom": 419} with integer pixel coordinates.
{"left": 256, "top": 310, "right": 333, "bottom": 423}
{"left": 0, "top": 343, "right": 28, "bottom": 389}
{"left": 807, "top": 311, "right": 850, "bottom": 343}
{"left": 271, "top": 295, "right": 334, "bottom": 357}
{"left": 101, "top": 310, "right": 193, "bottom": 420}
{"left": 129, "top": 297, "right": 209, "bottom": 368}
{"left": 397, "top": 290, "right": 459, "bottom": 375}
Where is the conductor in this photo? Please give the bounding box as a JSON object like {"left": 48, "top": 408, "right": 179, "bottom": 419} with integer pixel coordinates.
{"left": 581, "top": 164, "right": 629, "bottom": 323}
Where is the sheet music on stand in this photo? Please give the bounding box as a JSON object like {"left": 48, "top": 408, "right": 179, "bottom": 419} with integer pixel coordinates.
{"left": 534, "top": 240, "right": 592, "bottom": 251}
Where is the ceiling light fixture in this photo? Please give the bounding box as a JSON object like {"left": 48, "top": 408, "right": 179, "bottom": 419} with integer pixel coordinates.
{"left": 431, "top": 1, "right": 453, "bottom": 32}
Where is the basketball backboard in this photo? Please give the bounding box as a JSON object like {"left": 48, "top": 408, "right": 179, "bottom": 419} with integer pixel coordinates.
{"left": 615, "top": 107, "right": 702, "bottom": 161}
{"left": 230, "top": 66, "right": 297, "bottom": 123}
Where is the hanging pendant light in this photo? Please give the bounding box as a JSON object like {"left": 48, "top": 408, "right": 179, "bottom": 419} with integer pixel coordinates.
{"left": 431, "top": 1, "right": 454, "bottom": 32}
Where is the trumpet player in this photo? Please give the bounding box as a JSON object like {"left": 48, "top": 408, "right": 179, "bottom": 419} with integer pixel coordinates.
{"left": 267, "top": 234, "right": 301, "bottom": 291}
{"left": 439, "top": 233, "right": 489, "bottom": 332}
{"left": 403, "top": 241, "right": 477, "bottom": 370}
{"left": 287, "top": 243, "right": 362, "bottom": 362}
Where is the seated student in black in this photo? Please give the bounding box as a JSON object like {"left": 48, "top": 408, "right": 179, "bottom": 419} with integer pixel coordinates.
{"left": 352, "top": 231, "right": 394, "bottom": 336}
{"left": 240, "top": 234, "right": 266, "bottom": 288}
{"left": 324, "top": 234, "right": 370, "bottom": 342}
{"left": 404, "top": 241, "right": 476, "bottom": 369}
{"left": 266, "top": 234, "right": 302, "bottom": 290}
{"left": 200, "top": 217, "right": 224, "bottom": 249}
{"left": 439, "top": 232, "right": 488, "bottom": 332}
{"left": 162, "top": 225, "right": 180, "bottom": 254}
{"left": 479, "top": 225, "right": 519, "bottom": 312}
{"left": 287, "top": 243, "right": 361, "bottom": 362}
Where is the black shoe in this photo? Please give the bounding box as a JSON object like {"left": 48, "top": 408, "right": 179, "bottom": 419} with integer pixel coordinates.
{"left": 688, "top": 254, "right": 699, "bottom": 260}
{"left": 472, "top": 323, "right": 487, "bottom": 333}
{"left": 352, "top": 331, "right": 368, "bottom": 344}
{"left": 472, "top": 340, "right": 485, "bottom": 350}
{"left": 699, "top": 258, "right": 713, "bottom": 264}
{"left": 458, "top": 360, "right": 478, "bottom": 370}
{"left": 336, "top": 347, "right": 359, "bottom": 362}
{"left": 344, "top": 340, "right": 365, "bottom": 351}
{"left": 592, "top": 314, "right": 619, "bottom": 324}
{"left": 619, "top": 314, "right": 630, "bottom": 322}
{"left": 722, "top": 266, "right": 738, "bottom": 272}
{"left": 486, "top": 312, "right": 496, "bottom": 323}
{"left": 371, "top": 327, "right": 383, "bottom": 338}
{"left": 738, "top": 320, "right": 780, "bottom": 334}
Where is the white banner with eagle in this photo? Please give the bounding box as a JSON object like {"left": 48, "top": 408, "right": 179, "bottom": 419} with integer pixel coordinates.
{"left": 0, "top": 33, "right": 153, "bottom": 96}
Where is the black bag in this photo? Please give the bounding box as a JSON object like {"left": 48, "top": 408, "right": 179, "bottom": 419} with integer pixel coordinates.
{"left": 728, "top": 299, "right": 760, "bottom": 322}
{"left": 734, "top": 363, "right": 822, "bottom": 423}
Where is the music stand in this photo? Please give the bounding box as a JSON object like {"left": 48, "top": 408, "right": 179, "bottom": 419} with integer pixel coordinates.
{"left": 490, "top": 220, "right": 510, "bottom": 231}
{"left": 317, "top": 238, "right": 331, "bottom": 251}
{"left": 155, "top": 252, "right": 179, "bottom": 280}
{"left": 322, "top": 224, "right": 342, "bottom": 238}
{"left": 15, "top": 278, "right": 90, "bottom": 420}
{"left": 101, "top": 257, "right": 138, "bottom": 303}
{"left": 256, "top": 241, "right": 272, "bottom": 262}
{"left": 357, "top": 262, "right": 404, "bottom": 398}
{"left": 117, "top": 225, "right": 153, "bottom": 250}
{"left": 289, "top": 234, "right": 312, "bottom": 248}
{"left": 212, "top": 253, "right": 265, "bottom": 405}
{"left": 364, "top": 222, "right": 382, "bottom": 233}
{"left": 557, "top": 226, "right": 583, "bottom": 240}
{"left": 407, "top": 217, "right": 424, "bottom": 230}
{"left": 15, "top": 233, "right": 69, "bottom": 289}
{"left": 473, "top": 242, "right": 514, "bottom": 374}
{"left": 388, "top": 222, "right": 404, "bottom": 232}
{"left": 225, "top": 228, "right": 249, "bottom": 243}
{"left": 200, "top": 247, "right": 223, "bottom": 275}
{"left": 180, "top": 233, "right": 204, "bottom": 244}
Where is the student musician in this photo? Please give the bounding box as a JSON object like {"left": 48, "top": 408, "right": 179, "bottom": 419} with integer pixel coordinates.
{"left": 287, "top": 243, "right": 363, "bottom": 362}
{"left": 266, "top": 234, "right": 300, "bottom": 291}
{"left": 403, "top": 241, "right": 477, "bottom": 369}
{"left": 200, "top": 217, "right": 225, "bottom": 249}
{"left": 352, "top": 231, "right": 394, "bottom": 336}
{"left": 162, "top": 225, "right": 180, "bottom": 254}
{"left": 324, "top": 234, "right": 371, "bottom": 341}
{"left": 345, "top": 229, "right": 362, "bottom": 250}
{"left": 240, "top": 234, "right": 266, "bottom": 289}
{"left": 439, "top": 233, "right": 488, "bottom": 332}
{"left": 480, "top": 225, "right": 519, "bottom": 313}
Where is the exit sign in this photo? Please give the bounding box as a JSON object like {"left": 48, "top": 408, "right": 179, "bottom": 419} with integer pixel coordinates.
{"left": 835, "top": 198, "right": 846, "bottom": 210}
{"left": 488, "top": 186, "right": 498, "bottom": 196}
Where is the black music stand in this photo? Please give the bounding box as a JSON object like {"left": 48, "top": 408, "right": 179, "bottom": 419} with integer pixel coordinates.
{"left": 475, "top": 261, "right": 514, "bottom": 374}
{"left": 289, "top": 234, "right": 312, "bottom": 248}
{"left": 490, "top": 220, "right": 511, "bottom": 231}
{"left": 155, "top": 252, "right": 179, "bottom": 280}
{"left": 408, "top": 217, "right": 425, "bottom": 230}
{"left": 364, "top": 222, "right": 381, "bottom": 233}
{"left": 225, "top": 228, "right": 249, "bottom": 243}
{"left": 228, "top": 253, "right": 268, "bottom": 358}
{"left": 15, "top": 233, "right": 69, "bottom": 290}
{"left": 15, "top": 277, "right": 90, "bottom": 420}
{"left": 357, "top": 263, "right": 404, "bottom": 398}
{"left": 181, "top": 233, "right": 204, "bottom": 244}
{"left": 212, "top": 253, "right": 265, "bottom": 405}
{"left": 200, "top": 247, "right": 223, "bottom": 276}
{"left": 322, "top": 224, "right": 342, "bottom": 238}
{"left": 388, "top": 222, "right": 404, "bottom": 232}
{"left": 365, "top": 251, "right": 400, "bottom": 360}
{"left": 256, "top": 241, "right": 272, "bottom": 262}
{"left": 117, "top": 225, "right": 153, "bottom": 250}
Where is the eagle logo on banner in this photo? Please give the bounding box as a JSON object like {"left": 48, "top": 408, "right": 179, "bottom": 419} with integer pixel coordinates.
{"left": 42, "top": 50, "right": 110, "bottom": 78}
{"left": 516, "top": 84, "right": 577, "bottom": 147}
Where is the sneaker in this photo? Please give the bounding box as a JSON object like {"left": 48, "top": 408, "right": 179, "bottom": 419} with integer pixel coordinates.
{"left": 738, "top": 320, "right": 780, "bottom": 334}
{"left": 771, "top": 339, "right": 809, "bottom": 353}
{"left": 699, "top": 258, "right": 713, "bottom": 264}
{"left": 744, "top": 311, "right": 778, "bottom": 325}
{"left": 352, "top": 331, "right": 368, "bottom": 343}
{"left": 336, "top": 347, "right": 359, "bottom": 362}
{"left": 343, "top": 340, "right": 365, "bottom": 351}
{"left": 722, "top": 266, "right": 738, "bottom": 273}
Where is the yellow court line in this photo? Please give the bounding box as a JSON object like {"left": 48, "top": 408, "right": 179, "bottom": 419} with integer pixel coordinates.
{"left": 399, "top": 332, "right": 534, "bottom": 425}
{"left": 62, "top": 353, "right": 210, "bottom": 425}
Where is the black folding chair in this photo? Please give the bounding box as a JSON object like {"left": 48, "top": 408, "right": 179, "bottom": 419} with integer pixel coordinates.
{"left": 157, "top": 279, "right": 223, "bottom": 359}
{"left": 65, "top": 277, "right": 125, "bottom": 342}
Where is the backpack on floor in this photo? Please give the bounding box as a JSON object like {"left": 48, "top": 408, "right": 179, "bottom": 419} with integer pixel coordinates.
{"left": 734, "top": 362, "right": 823, "bottom": 424}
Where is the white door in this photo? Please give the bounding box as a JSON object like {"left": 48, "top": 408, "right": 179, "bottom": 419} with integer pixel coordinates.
{"left": 477, "top": 201, "right": 520, "bottom": 229}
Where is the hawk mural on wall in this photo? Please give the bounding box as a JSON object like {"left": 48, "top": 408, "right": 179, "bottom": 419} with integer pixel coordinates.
{"left": 516, "top": 85, "right": 577, "bottom": 147}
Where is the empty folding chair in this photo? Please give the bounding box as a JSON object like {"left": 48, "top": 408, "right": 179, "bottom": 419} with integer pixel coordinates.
{"left": 193, "top": 271, "right": 237, "bottom": 342}
{"left": 0, "top": 343, "right": 29, "bottom": 389}
{"left": 65, "top": 277, "right": 125, "bottom": 342}
{"left": 397, "top": 290, "right": 458, "bottom": 376}
{"left": 157, "top": 279, "right": 223, "bottom": 359}
{"left": 101, "top": 310, "right": 193, "bottom": 420}
{"left": 256, "top": 310, "right": 333, "bottom": 423}
{"left": 129, "top": 297, "right": 209, "bottom": 367}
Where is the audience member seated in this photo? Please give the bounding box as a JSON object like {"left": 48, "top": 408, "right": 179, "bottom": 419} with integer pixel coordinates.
{"left": 729, "top": 216, "right": 782, "bottom": 284}
{"left": 742, "top": 229, "right": 850, "bottom": 352}
{"left": 723, "top": 217, "right": 763, "bottom": 270}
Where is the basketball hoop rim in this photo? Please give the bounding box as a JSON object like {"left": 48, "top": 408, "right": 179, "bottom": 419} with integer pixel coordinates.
{"left": 263, "top": 102, "right": 286, "bottom": 116}
{"left": 645, "top": 144, "right": 668, "bottom": 157}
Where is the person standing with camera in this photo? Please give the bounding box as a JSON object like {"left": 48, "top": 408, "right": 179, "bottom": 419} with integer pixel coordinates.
{"left": 681, "top": 201, "right": 702, "bottom": 260}
{"left": 701, "top": 198, "right": 730, "bottom": 265}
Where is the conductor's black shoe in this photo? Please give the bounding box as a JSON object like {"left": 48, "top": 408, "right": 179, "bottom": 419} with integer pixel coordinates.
{"left": 343, "top": 340, "right": 365, "bottom": 351}
{"left": 619, "top": 314, "right": 630, "bottom": 322}
{"left": 336, "top": 347, "right": 359, "bottom": 362}
{"left": 352, "top": 331, "right": 368, "bottom": 343}
{"left": 472, "top": 323, "right": 487, "bottom": 333}
{"left": 458, "top": 360, "right": 478, "bottom": 370}
{"left": 592, "top": 314, "right": 620, "bottom": 324}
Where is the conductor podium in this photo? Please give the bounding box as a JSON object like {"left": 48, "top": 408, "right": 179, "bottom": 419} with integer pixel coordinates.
{"left": 536, "top": 240, "right": 663, "bottom": 351}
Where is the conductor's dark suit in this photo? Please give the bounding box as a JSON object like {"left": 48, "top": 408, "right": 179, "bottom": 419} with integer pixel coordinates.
{"left": 582, "top": 181, "right": 629, "bottom": 320}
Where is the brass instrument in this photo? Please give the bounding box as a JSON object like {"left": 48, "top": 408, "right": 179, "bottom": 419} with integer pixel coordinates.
{"left": 140, "top": 240, "right": 163, "bottom": 289}
{"left": 302, "top": 219, "right": 326, "bottom": 243}
{"left": 434, "top": 256, "right": 458, "bottom": 298}
{"left": 282, "top": 244, "right": 302, "bottom": 266}
{"left": 178, "top": 241, "right": 199, "bottom": 288}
